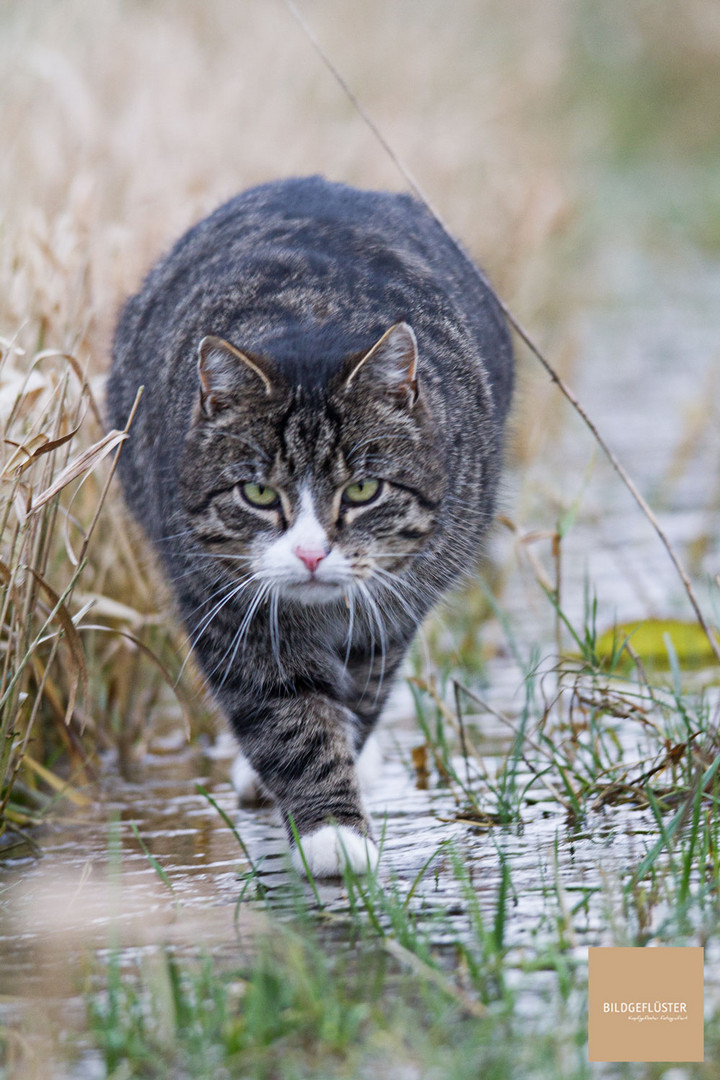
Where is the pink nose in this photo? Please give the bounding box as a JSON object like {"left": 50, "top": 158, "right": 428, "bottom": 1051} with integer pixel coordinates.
{"left": 294, "top": 546, "right": 328, "bottom": 574}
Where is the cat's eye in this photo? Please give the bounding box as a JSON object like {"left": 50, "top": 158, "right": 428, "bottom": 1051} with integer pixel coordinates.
{"left": 342, "top": 479, "right": 382, "bottom": 505}
{"left": 241, "top": 482, "right": 280, "bottom": 509}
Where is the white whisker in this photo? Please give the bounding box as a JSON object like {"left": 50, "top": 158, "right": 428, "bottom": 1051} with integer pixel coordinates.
{"left": 216, "top": 579, "right": 273, "bottom": 686}
{"left": 356, "top": 579, "right": 387, "bottom": 701}
{"left": 192, "top": 551, "right": 255, "bottom": 563}
{"left": 176, "top": 572, "right": 264, "bottom": 683}
{"left": 371, "top": 566, "right": 419, "bottom": 624}
{"left": 269, "top": 586, "right": 285, "bottom": 677}
{"left": 343, "top": 586, "right": 356, "bottom": 670}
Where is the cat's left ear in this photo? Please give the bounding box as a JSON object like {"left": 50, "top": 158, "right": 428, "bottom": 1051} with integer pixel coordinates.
{"left": 343, "top": 322, "right": 418, "bottom": 406}
{"left": 197, "top": 335, "right": 274, "bottom": 416}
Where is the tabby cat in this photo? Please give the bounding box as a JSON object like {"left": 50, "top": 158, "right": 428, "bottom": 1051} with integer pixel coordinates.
{"left": 107, "top": 176, "right": 514, "bottom": 877}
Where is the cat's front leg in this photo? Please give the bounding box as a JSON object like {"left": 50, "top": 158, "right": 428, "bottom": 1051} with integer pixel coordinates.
{"left": 231, "top": 730, "right": 382, "bottom": 804}
{"left": 236, "top": 692, "right": 378, "bottom": 878}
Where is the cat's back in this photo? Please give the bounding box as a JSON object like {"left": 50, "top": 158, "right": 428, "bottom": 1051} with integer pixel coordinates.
{"left": 107, "top": 177, "right": 513, "bottom": 534}
{"left": 113, "top": 176, "right": 489, "bottom": 322}
{"left": 110, "top": 175, "right": 510, "bottom": 414}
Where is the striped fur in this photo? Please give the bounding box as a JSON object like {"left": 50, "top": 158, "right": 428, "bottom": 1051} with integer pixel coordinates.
{"left": 107, "top": 177, "right": 514, "bottom": 874}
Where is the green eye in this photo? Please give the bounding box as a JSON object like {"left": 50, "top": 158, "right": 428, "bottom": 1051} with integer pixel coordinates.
{"left": 241, "top": 482, "right": 280, "bottom": 508}
{"left": 342, "top": 478, "right": 381, "bottom": 505}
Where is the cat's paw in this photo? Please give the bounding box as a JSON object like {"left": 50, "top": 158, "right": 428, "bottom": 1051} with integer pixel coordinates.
{"left": 231, "top": 751, "right": 262, "bottom": 804}
{"left": 291, "top": 825, "right": 379, "bottom": 879}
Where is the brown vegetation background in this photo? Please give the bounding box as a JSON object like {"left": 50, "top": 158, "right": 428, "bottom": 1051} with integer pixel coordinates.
{"left": 0, "top": 0, "right": 718, "bottom": 813}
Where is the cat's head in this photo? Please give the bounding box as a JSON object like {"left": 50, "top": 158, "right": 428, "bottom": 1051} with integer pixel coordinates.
{"left": 179, "top": 322, "right": 445, "bottom": 606}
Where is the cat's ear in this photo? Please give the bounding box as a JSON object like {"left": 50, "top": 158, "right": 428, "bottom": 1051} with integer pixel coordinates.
{"left": 343, "top": 322, "right": 418, "bottom": 406}
{"left": 197, "top": 335, "right": 274, "bottom": 416}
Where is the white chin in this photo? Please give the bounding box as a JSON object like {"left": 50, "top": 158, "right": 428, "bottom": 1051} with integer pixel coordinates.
{"left": 282, "top": 580, "right": 346, "bottom": 605}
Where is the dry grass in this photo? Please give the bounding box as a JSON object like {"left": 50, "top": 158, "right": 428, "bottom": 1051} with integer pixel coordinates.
{"left": 0, "top": 0, "right": 577, "bottom": 831}
{"left": 0, "top": 0, "right": 576, "bottom": 353}
{"left": 0, "top": 341, "right": 197, "bottom": 835}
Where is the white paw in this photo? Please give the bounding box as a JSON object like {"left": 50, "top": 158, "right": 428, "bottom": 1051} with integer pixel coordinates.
{"left": 291, "top": 825, "right": 379, "bottom": 878}
{"left": 356, "top": 733, "right": 382, "bottom": 794}
{"left": 230, "top": 751, "right": 261, "bottom": 804}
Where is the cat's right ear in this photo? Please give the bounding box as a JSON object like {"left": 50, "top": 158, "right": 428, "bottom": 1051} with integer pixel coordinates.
{"left": 197, "top": 336, "right": 274, "bottom": 416}
{"left": 341, "top": 322, "right": 419, "bottom": 406}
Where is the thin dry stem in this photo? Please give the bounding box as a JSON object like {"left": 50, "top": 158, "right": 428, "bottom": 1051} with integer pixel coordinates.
{"left": 281, "top": 0, "right": 720, "bottom": 669}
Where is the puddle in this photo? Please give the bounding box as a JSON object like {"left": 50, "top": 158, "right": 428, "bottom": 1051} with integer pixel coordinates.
{"left": 1, "top": 251, "right": 720, "bottom": 1067}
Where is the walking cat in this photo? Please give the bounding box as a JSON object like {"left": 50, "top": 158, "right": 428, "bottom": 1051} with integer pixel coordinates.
{"left": 107, "top": 176, "right": 514, "bottom": 877}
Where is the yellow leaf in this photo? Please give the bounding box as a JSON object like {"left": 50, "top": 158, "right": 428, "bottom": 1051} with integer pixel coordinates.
{"left": 595, "top": 618, "right": 720, "bottom": 670}
{"left": 73, "top": 593, "right": 158, "bottom": 626}
{"left": 29, "top": 429, "right": 127, "bottom": 511}
{"left": 2, "top": 433, "right": 49, "bottom": 476}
